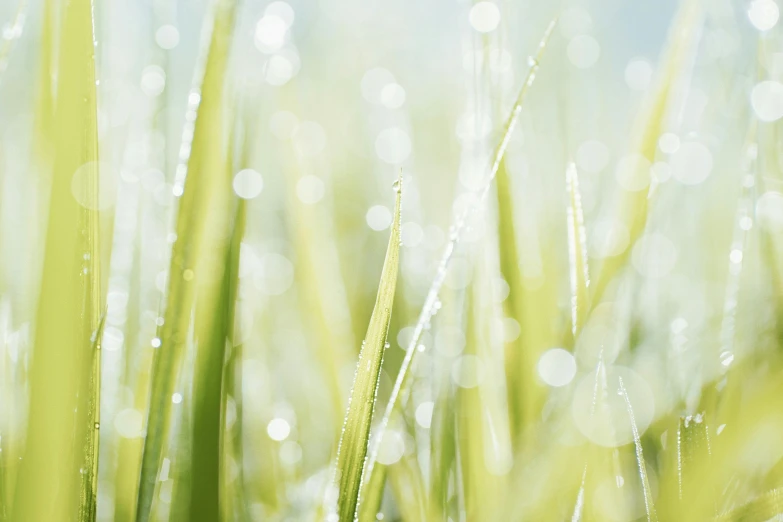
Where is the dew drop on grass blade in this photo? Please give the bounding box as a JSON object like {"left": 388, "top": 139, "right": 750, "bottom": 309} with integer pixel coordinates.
{"left": 332, "top": 177, "right": 402, "bottom": 522}
{"left": 360, "top": 16, "right": 558, "bottom": 503}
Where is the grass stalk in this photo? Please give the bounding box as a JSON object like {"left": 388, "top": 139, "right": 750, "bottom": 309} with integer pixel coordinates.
{"left": 135, "top": 1, "right": 237, "bottom": 520}
{"left": 12, "top": 0, "right": 101, "bottom": 519}
{"left": 333, "top": 178, "right": 402, "bottom": 522}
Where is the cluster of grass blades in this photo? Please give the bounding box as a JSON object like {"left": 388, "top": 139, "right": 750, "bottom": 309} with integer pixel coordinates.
{"left": 6, "top": 1, "right": 783, "bottom": 522}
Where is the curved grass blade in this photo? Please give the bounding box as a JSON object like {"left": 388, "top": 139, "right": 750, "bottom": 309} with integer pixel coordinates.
{"left": 361, "top": 16, "right": 557, "bottom": 500}
{"left": 589, "top": 0, "right": 702, "bottom": 306}
{"left": 12, "top": 0, "right": 101, "bottom": 519}
{"left": 333, "top": 178, "right": 402, "bottom": 522}
{"left": 135, "top": 1, "right": 237, "bottom": 520}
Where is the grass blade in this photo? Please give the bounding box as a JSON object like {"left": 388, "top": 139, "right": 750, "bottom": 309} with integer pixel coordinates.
{"left": 135, "top": 1, "right": 237, "bottom": 520}
{"left": 81, "top": 311, "right": 107, "bottom": 522}
{"left": 618, "top": 377, "right": 657, "bottom": 522}
{"left": 715, "top": 487, "right": 783, "bottom": 522}
{"left": 186, "top": 122, "right": 243, "bottom": 522}
{"left": 333, "top": 178, "right": 402, "bottom": 522}
{"left": 589, "top": 0, "right": 702, "bottom": 306}
{"left": 566, "top": 162, "right": 590, "bottom": 335}
{"left": 362, "top": 16, "right": 557, "bottom": 499}
{"left": 677, "top": 413, "right": 711, "bottom": 503}
{"left": 12, "top": 0, "right": 101, "bottom": 519}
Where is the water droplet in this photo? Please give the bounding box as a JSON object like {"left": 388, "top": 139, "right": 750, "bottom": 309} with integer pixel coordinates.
{"left": 527, "top": 56, "right": 538, "bottom": 68}
{"left": 392, "top": 177, "right": 402, "bottom": 192}
{"left": 719, "top": 351, "right": 735, "bottom": 367}
{"left": 94, "top": 422, "right": 100, "bottom": 429}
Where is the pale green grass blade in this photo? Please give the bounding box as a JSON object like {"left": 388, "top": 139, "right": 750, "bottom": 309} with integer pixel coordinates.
{"left": 357, "top": 457, "right": 386, "bottom": 522}
{"left": 495, "top": 154, "right": 549, "bottom": 441}
{"left": 590, "top": 0, "right": 702, "bottom": 306}
{"left": 386, "top": 452, "right": 429, "bottom": 522}
{"left": 333, "top": 179, "right": 402, "bottom": 522}
{"left": 362, "top": 17, "right": 557, "bottom": 496}
{"left": 136, "top": 1, "right": 237, "bottom": 520}
{"left": 714, "top": 487, "right": 783, "bottom": 522}
{"left": 618, "top": 377, "right": 657, "bottom": 522}
{"left": 12, "top": 0, "right": 101, "bottom": 520}
{"left": 457, "top": 246, "right": 509, "bottom": 522}
{"left": 566, "top": 162, "right": 590, "bottom": 335}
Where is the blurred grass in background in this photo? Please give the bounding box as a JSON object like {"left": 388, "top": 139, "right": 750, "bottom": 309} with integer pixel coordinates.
{"left": 2, "top": 0, "right": 783, "bottom": 521}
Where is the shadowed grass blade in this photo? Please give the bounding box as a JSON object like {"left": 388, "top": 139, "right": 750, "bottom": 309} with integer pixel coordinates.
{"left": 186, "top": 122, "right": 244, "bottom": 522}
{"left": 135, "top": 1, "right": 237, "bottom": 520}
{"left": 333, "top": 178, "right": 402, "bottom": 522}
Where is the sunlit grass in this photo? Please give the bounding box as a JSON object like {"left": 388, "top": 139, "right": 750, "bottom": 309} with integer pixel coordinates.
{"left": 2, "top": 0, "right": 783, "bottom": 521}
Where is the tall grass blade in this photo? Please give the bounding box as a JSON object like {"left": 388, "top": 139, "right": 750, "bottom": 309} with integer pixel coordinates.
{"left": 135, "top": 1, "right": 237, "bottom": 520}
{"left": 186, "top": 124, "right": 243, "bottom": 522}
{"left": 333, "top": 178, "right": 402, "bottom": 522}
{"left": 81, "top": 311, "right": 107, "bottom": 522}
{"left": 590, "top": 0, "right": 702, "bottom": 306}
{"left": 566, "top": 162, "right": 590, "bottom": 335}
{"left": 12, "top": 0, "right": 101, "bottom": 519}
{"left": 362, "top": 17, "right": 557, "bottom": 494}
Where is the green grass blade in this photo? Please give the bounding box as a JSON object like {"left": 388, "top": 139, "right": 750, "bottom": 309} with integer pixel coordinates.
{"left": 362, "top": 16, "right": 557, "bottom": 499}
{"left": 135, "top": 1, "right": 237, "bottom": 520}
{"left": 12, "top": 0, "right": 101, "bottom": 519}
{"left": 333, "top": 178, "right": 402, "bottom": 522}
{"left": 186, "top": 130, "right": 243, "bottom": 522}
{"left": 618, "top": 377, "right": 657, "bottom": 522}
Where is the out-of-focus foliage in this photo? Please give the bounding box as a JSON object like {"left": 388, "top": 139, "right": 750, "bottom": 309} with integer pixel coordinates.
{"left": 3, "top": 0, "right": 783, "bottom": 521}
